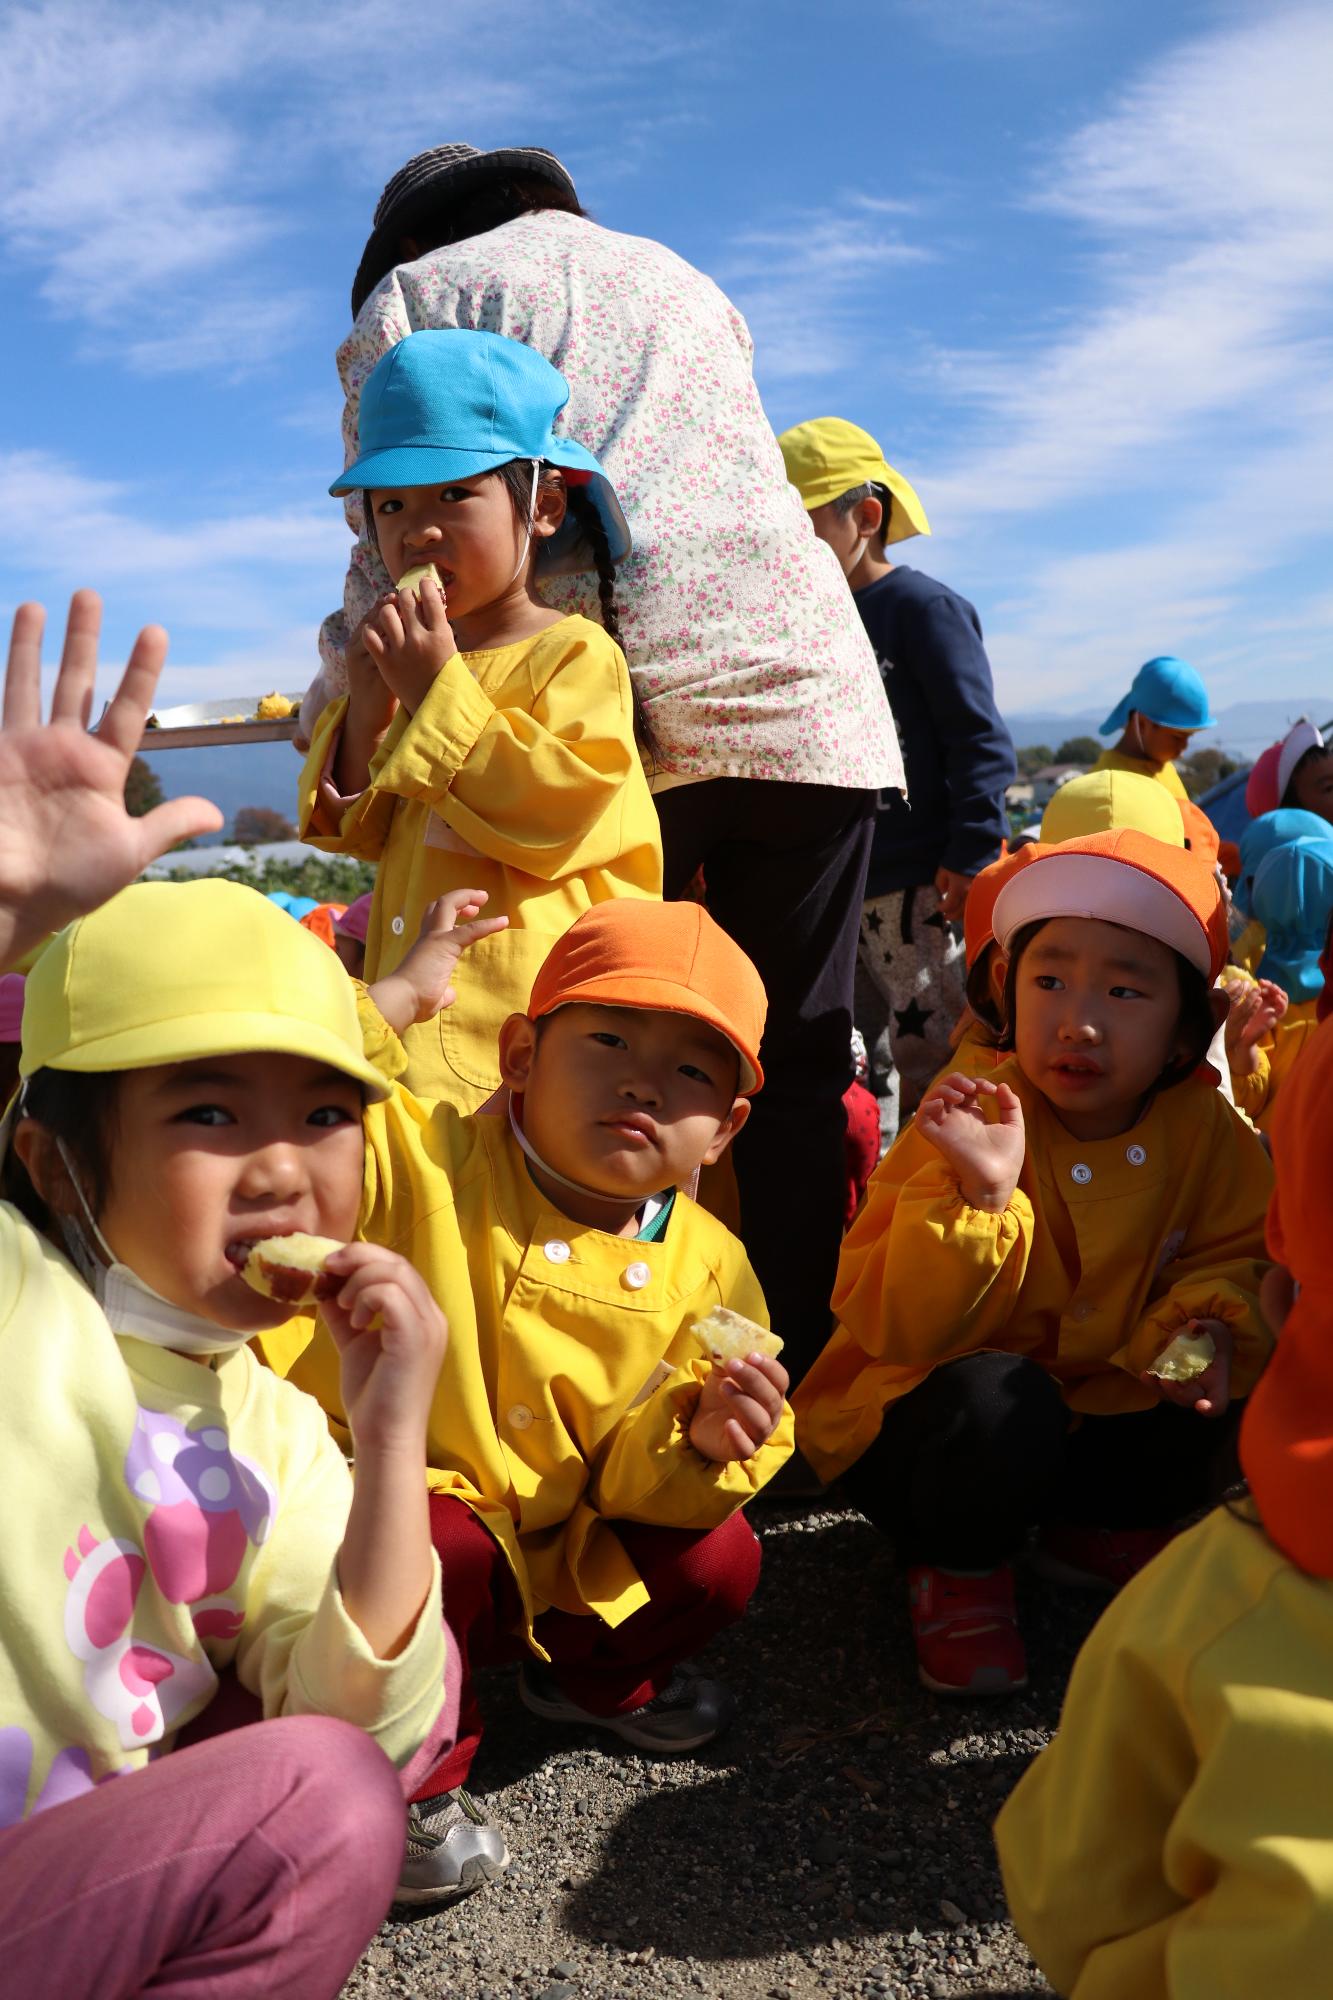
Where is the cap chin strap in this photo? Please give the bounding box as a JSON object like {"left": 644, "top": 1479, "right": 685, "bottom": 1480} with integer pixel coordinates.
{"left": 507, "top": 1093, "right": 641, "bottom": 1207}
{"left": 501, "top": 459, "right": 542, "bottom": 591}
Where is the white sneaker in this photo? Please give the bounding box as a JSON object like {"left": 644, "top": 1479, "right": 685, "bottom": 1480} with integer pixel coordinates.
{"left": 396, "top": 1788, "right": 510, "bottom": 1906}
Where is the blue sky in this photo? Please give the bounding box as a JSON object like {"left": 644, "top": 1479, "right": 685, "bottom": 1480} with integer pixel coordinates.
{"left": 2, "top": 0, "right": 1330, "bottom": 731}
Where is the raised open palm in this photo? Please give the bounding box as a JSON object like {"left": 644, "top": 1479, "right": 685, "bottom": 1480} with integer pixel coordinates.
{"left": 1, "top": 594, "right": 223, "bottom": 969}
{"left": 917, "top": 1072, "right": 1026, "bottom": 1211}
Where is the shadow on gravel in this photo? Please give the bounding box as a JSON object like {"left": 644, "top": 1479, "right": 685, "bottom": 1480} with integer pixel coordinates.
{"left": 560, "top": 1501, "right": 1101, "bottom": 1968}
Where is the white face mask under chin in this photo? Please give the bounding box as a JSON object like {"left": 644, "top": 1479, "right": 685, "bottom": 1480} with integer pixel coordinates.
{"left": 55, "top": 1142, "right": 253, "bottom": 1357}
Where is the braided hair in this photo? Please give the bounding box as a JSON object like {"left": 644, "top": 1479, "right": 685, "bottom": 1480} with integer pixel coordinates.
{"left": 496, "top": 461, "right": 656, "bottom": 765}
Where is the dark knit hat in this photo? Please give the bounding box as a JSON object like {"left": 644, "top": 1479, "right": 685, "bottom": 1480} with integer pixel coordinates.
{"left": 351, "top": 143, "right": 579, "bottom": 317}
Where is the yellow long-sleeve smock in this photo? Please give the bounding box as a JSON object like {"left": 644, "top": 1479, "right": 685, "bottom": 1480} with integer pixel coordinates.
{"left": 794, "top": 1058, "right": 1272, "bottom": 1484}
{"left": 995, "top": 1502, "right": 1333, "bottom": 1999}
{"left": 1229, "top": 998, "right": 1318, "bottom": 1131}
{"left": 298, "top": 614, "right": 663, "bottom": 1107}
{"left": 285, "top": 1018, "right": 793, "bottom": 1648}
{"left": 1092, "top": 746, "right": 1189, "bottom": 801}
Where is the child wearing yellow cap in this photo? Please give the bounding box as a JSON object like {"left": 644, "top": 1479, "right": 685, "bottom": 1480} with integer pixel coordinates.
{"left": 777, "top": 417, "right": 1016, "bottom": 1141}
{"left": 997, "top": 1012, "right": 1333, "bottom": 2000}
{"left": 795, "top": 830, "right": 1272, "bottom": 1696}
{"left": 283, "top": 894, "right": 793, "bottom": 1902}
{"left": 0, "top": 596, "right": 452, "bottom": 1992}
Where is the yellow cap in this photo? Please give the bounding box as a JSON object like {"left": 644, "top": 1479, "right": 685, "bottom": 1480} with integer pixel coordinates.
{"left": 20, "top": 879, "right": 390, "bottom": 1099}
{"left": 776, "top": 417, "right": 930, "bottom": 544}
{"left": 1040, "top": 769, "right": 1185, "bottom": 848}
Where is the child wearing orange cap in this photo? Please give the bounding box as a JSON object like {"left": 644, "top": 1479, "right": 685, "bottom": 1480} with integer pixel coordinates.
{"left": 794, "top": 830, "right": 1272, "bottom": 1696}
{"left": 996, "top": 1012, "right": 1333, "bottom": 1999}
{"left": 285, "top": 896, "right": 793, "bottom": 1901}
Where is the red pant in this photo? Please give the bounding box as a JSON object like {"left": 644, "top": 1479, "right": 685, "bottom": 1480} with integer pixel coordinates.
{"left": 415, "top": 1497, "right": 761, "bottom": 1798}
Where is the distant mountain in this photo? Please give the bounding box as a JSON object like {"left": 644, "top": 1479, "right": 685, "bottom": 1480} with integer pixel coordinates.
{"left": 140, "top": 739, "right": 305, "bottom": 841}
{"left": 1005, "top": 697, "right": 1333, "bottom": 761}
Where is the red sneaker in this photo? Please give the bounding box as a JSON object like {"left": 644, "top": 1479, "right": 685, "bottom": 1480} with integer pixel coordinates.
{"left": 907, "top": 1564, "right": 1028, "bottom": 1696}
{"left": 1032, "top": 1523, "right": 1178, "bottom": 1594}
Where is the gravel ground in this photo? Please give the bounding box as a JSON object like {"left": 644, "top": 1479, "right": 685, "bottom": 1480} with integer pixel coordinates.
{"left": 343, "top": 1497, "right": 1106, "bottom": 2000}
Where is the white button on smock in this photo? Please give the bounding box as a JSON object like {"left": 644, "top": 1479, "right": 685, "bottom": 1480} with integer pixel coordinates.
{"left": 1126, "top": 1144, "right": 1147, "bottom": 1166}
{"left": 543, "top": 1239, "right": 572, "bottom": 1264}
{"left": 507, "top": 1404, "right": 534, "bottom": 1431}
{"left": 1071, "top": 1162, "right": 1093, "bottom": 1185}
{"left": 391, "top": 915, "right": 406, "bottom": 936}
{"left": 622, "top": 1261, "right": 652, "bottom": 1291}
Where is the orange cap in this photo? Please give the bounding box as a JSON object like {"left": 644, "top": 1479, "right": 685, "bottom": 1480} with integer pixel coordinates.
{"left": 964, "top": 844, "right": 1049, "bottom": 970}
{"left": 528, "top": 901, "right": 767, "bottom": 1093}
{"left": 1177, "top": 799, "right": 1220, "bottom": 870}
{"left": 1240, "top": 1013, "right": 1333, "bottom": 1575}
{"left": 991, "top": 827, "right": 1229, "bottom": 979}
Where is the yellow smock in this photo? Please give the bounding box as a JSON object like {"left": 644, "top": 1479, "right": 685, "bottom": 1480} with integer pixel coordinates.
{"left": 1229, "top": 998, "right": 1319, "bottom": 1131}
{"left": 287, "top": 1009, "right": 793, "bottom": 1647}
{"left": 794, "top": 1058, "right": 1272, "bottom": 1483}
{"left": 299, "top": 614, "right": 663, "bottom": 1107}
{"left": 1092, "top": 746, "right": 1188, "bottom": 801}
{"left": 996, "top": 1502, "right": 1333, "bottom": 2000}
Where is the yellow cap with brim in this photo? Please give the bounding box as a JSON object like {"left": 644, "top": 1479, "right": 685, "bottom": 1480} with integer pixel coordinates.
{"left": 19, "top": 879, "right": 390, "bottom": 1100}
{"left": 1041, "top": 769, "right": 1185, "bottom": 848}
{"left": 776, "top": 417, "right": 931, "bottom": 544}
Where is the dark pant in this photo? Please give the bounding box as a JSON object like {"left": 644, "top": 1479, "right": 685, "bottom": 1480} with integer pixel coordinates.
{"left": 843, "top": 1351, "right": 1242, "bottom": 1569}
{"left": 413, "top": 1498, "right": 762, "bottom": 1799}
{"left": 655, "top": 777, "right": 876, "bottom": 1382}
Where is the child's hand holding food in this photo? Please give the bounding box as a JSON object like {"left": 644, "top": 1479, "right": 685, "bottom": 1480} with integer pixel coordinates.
{"left": 362, "top": 569, "right": 457, "bottom": 715}
{"left": 688, "top": 1309, "right": 788, "bottom": 1463}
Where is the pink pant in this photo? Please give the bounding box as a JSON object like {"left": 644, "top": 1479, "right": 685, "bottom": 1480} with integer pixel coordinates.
{"left": 416, "top": 1497, "right": 762, "bottom": 1798}
{"left": 0, "top": 1716, "right": 404, "bottom": 2000}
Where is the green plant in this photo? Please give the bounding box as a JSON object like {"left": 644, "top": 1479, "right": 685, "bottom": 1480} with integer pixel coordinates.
{"left": 162, "top": 854, "right": 376, "bottom": 899}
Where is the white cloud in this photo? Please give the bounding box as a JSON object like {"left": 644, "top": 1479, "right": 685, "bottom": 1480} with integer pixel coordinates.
{"left": 0, "top": 449, "right": 346, "bottom": 637}
{"left": 891, "top": 0, "right": 1081, "bottom": 54}
{"left": 716, "top": 195, "right": 928, "bottom": 383}
{"left": 0, "top": 0, "right": 702, "bottom": 373}
{"left": 923, "top": 6, "right": 1333, "bottom": 523}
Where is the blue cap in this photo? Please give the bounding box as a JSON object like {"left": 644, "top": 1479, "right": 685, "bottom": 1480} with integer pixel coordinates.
{"left": 1099, "top": 656, "right": 1216, "bottom": 737}
{"left": 1250, "top": 831, "right": 1333, "bottom": 1002}
{"left": 331, "top": 329, "right": 630, "bottom": 575}
{"left": 1235, "top": 809, "right": 1330, "bottom": 918}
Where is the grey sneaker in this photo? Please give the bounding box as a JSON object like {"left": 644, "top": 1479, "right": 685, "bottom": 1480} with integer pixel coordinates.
{"left": 518, "top": 1661, "right": 735, "bottom": 1753}
{"left": 395, "top": 1788, "right": 510, "bottom": 1907}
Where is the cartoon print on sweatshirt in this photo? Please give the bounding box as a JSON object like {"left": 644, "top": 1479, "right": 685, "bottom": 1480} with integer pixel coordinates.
{"left": 54, "top": 1409, "right": 278, "bottom": 1754}
{"left": 124, "top": 1407, "right": 276, "bottom": 1639}
{"left": 0, "top": 1728, "right": 118, "bottom": 1827}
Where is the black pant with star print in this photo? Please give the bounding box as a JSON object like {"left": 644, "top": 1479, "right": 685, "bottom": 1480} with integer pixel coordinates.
{"left": 655, "top": 777, "right": 875, "bottom": 1384}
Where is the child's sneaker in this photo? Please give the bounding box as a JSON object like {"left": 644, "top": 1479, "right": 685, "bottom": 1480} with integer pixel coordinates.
{"left": 907, "top": 1563, "right": 1028, "bottom": 1695}
{"left": 1031, "top": 1523, "right": 1178, "bottom": 1594}
{"left": 396, "top": 1788, "right": 510, "bottom": 1906}
{"left": 518, "top": 1660, "right": 735, "bottom": 1752}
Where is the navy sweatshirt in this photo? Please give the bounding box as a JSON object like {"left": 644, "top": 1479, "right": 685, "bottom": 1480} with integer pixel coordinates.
{"left": 855, "top": 565, "right": 1016, "bottom": 897}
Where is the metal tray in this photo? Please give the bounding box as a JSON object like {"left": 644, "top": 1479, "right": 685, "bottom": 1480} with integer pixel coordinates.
{"left": 136, "top": 696, "right": 303, "bottom": 750}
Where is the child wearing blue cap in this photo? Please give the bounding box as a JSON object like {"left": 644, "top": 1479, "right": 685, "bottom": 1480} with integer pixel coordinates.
{"left": 1225, "top": 813, "right": 1333, "bottom": 1127}
{"left": 1093, "top": 655, "right": 1216, "bottom": 802}
{"left": 300, "top": 328, "right": 663, "bottom": 1107}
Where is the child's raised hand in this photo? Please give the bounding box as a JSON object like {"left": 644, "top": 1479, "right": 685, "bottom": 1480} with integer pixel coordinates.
{"left": 0, "top": 594, "right": 223, "bottom": 970}
{"left": 1224, "top": 982, "right": 1279, "bottom": 1071}
{"left": 689, "top": 1352, "right": 789, "bottom": 1464}
{"left": 367, "top": 889, "right": 509, "bottom": 1030}
{"left": 320, "top": 1242, "right": 448, "bottom": 1454}
{"left": 362, "top": 572, "right": 458, "bottom": 716}
{"left": 344, "top": 609, "right": 399, "bottom": 730}
{"left": 916, "top": 1072, "right": 1025, "bottom": 1212}
{"left": 1142, "top": 1317, "right": 1233, "bottom": 1418}
{"left": 1257, "top": 977, "right": 1289, "bottom": 1022}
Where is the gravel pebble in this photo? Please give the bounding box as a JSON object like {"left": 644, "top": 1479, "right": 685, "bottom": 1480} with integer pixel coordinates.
{"left": 341, "top": 1500, "right": 1093, "bottom": 1999}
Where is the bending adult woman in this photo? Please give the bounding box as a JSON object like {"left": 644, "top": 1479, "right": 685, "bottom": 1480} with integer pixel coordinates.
{"left": 307, "top": 142, "right": 903, "bottom": 1382}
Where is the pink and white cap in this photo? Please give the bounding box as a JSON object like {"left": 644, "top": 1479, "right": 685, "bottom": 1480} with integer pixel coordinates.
{"left": 1245, "top": 719, "right": 1324, "bottom": 819}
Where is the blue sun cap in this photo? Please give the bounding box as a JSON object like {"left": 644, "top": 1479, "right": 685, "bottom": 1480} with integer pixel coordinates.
{"left": 1250, "top": 830, "right": 1333, "bottom": 1002}
{"left": 1099, "top": 655, "right": 1216, "bottom": 737}
{"left": 330, "top": 329, "right": 630, "bottom": 575}
{"left": 1235, "top": 809, "right": 1333, "bottom": 920}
